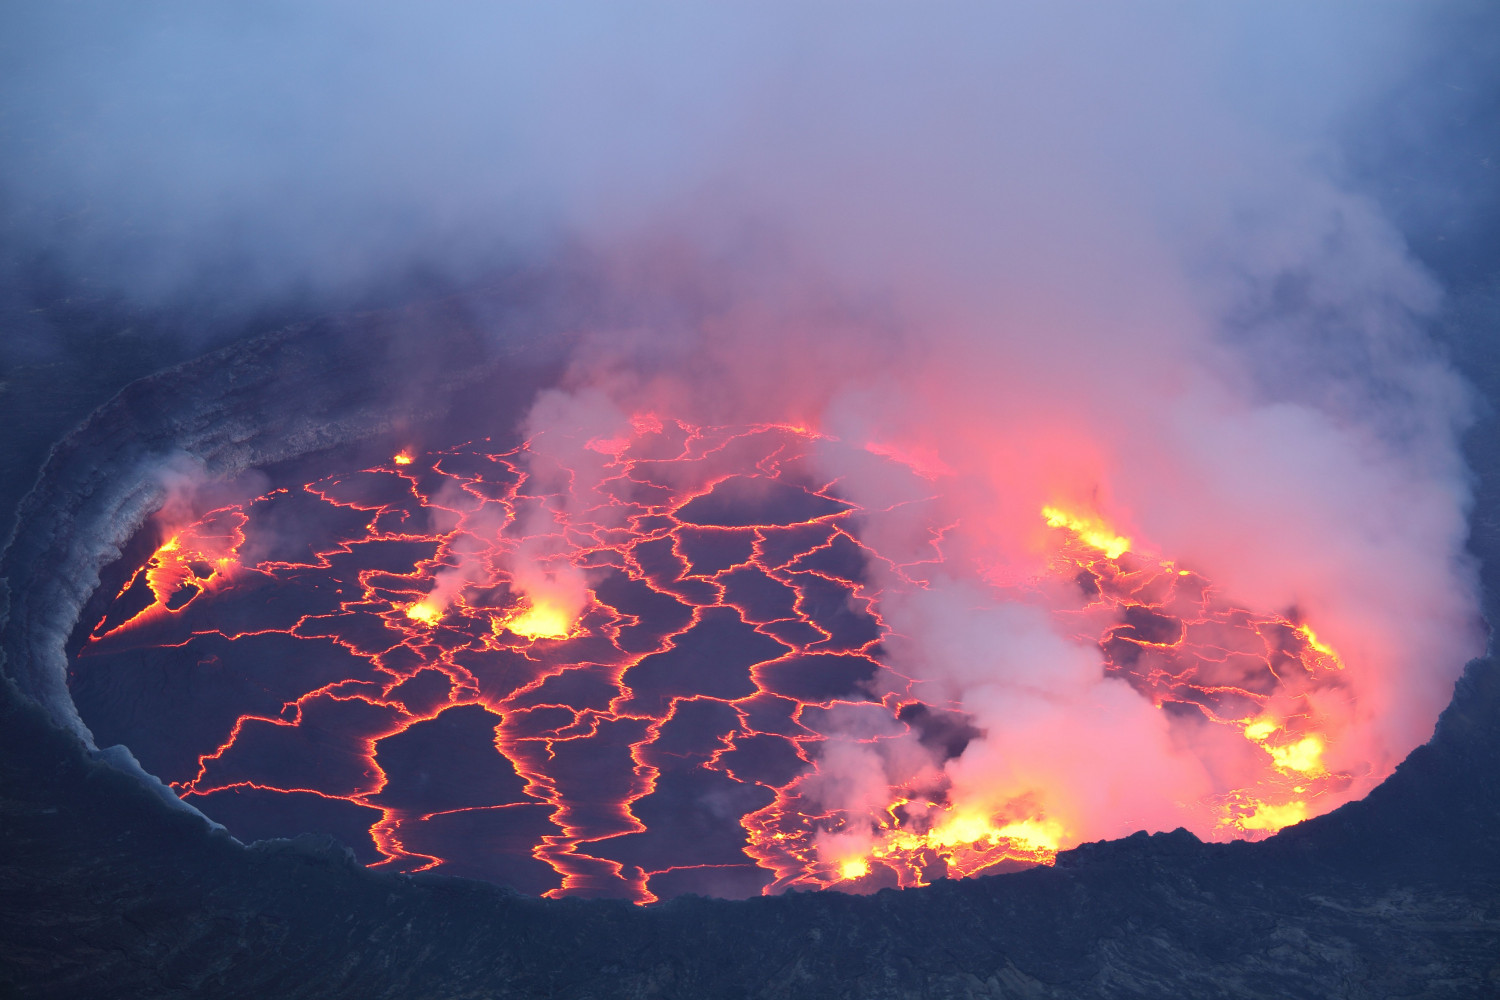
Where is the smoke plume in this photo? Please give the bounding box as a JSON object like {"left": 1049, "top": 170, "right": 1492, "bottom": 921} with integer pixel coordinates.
{"left": 4, "top": 4, "right": 1492, "bottom": 858}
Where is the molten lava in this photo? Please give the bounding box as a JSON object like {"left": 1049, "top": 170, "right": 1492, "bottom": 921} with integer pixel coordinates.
{"left": 74, "top": 416, "right": 1366, "bottom": 902}
{"left": 1041, "top": 506, "right": 1131, "bottom": 559}
{"left": 404, "top": 601, "right": 443, "bottom": 625}
{"left": 498, "top": 601, "right": 576, "bottom": 641}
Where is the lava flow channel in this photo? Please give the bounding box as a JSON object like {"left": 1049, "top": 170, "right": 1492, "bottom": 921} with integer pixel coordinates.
{"left": 72, "top": 416, "right": 1359, "bottom": 902}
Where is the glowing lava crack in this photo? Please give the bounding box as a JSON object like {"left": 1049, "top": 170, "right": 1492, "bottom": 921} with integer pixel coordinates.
{"left": 72, "top": 417, "right": 1359, "bottom": 902}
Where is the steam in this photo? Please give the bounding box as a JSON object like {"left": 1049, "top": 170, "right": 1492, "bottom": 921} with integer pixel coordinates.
{"left": 4, "top": 4, "right": 1492, "bottom": 854}
{"left": 503, "top": 387, "right": 635, "bottom": 625}
{"left": 491, "top": 6, "right": 1485, "bottom": 847}
{"left": 415, "top": 388, "right": 626, "bottom": 628}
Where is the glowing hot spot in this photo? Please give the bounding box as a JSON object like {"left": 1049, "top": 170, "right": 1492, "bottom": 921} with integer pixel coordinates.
{"left": 994, "top": 818, "right": 1064, "bottom": 852}
{"left": 838, "top": 810, "right": 1068, "bottom": 884}
{"left": 498, "top": 601, "right": 574, "bottom": 640}
{"left": 1243, "top": 719, "right": 1278, "bottom": 741}
{"left": 1238, "top": 800, "right": 1308, "bottom": 831}
{"left": 839, "top": 858, "right": 871, "bottom": 880}
{"left": 1041, "top": 506, "right": 1131, "bottom": 558}
{"left": 1268, "top": 736, "right": 1325, "bottom": 775}
{"left": 393, "top": 451, "right": 414, "bottom": 465}
{"left": 926, "top": 813, "right": 1001, "bottom": 847}
{"left": 1297, "top": 624, "right": 1344, "bottom": 668}
{"left": 1243, "top": 720, "right": 1326, "bottom": 775}
{"left": 405, "top": 601, "right": 442, "bottom": 624}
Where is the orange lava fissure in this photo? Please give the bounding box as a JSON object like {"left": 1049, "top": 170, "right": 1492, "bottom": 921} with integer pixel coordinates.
{"left": 75, "top": 417, "right": 1356, "bottom": 902}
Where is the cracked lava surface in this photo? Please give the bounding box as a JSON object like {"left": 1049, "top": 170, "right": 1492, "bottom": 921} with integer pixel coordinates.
{"left": 71, "top": 417, "right": 1358, "bottom": 902}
